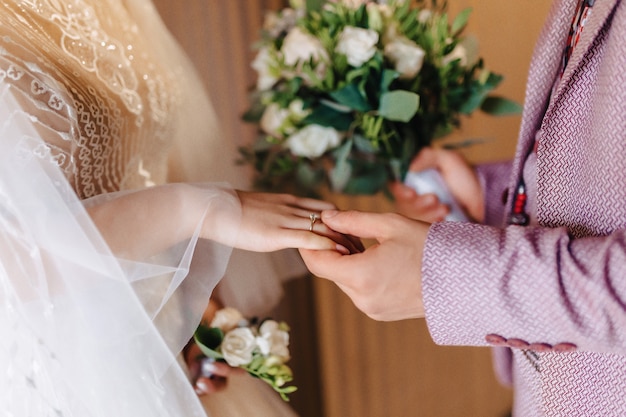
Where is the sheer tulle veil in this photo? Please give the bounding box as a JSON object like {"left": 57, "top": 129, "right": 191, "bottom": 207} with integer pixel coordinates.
{"left": 0, "top": 0, "right": 243, "bottom": 415}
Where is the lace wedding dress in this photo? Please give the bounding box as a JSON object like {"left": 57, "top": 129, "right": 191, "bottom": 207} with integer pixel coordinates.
{"left": 0, "top": 0, "right": 300, "bottom": 416}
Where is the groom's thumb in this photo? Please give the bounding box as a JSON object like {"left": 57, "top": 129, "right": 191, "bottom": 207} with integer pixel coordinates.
{"left": 321, "top": 209, "right": 387, "bottom": 240}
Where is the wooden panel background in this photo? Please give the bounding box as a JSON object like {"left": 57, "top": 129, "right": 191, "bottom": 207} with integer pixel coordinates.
{"left": 151, "top": 1, "right": 553, "bottom": 416}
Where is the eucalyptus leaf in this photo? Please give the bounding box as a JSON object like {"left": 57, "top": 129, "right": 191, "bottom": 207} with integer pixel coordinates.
{"left": 380, "top": 69, "right": 400, "bottom": 93}
{"left": 330, "top": 84, "right": 372, "bottom": 112}
{"left": 296, "top": 163, "right": 322, "bottom": 189}
{"left": 480, "top": 96, "right": 523, "bottom": 115}
{"left": 344, "top": 165, "right": 388, "bottom": 195}
{"left": 353, "top": 134, "right": 378, "bottom": 153}
{"left": 329, "top": 140, "right": 353, "bottom": 191}
{"left": 303, "top": 103, "right": 354, "bottom": 131}
{"left": 378, "top": 91, "right": 420, "bottom": 122}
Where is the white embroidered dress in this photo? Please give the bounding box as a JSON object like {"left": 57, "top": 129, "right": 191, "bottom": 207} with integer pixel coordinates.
{"left": 0, "top": 0, "right": 288, "bottom": 415}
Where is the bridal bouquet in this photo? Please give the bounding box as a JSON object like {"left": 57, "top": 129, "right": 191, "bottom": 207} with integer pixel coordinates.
{"left": 194, "top": 307, "right": 297, "bottom": 401}
{"left": 241, "top": 0, "right": 520, "bottom": 196}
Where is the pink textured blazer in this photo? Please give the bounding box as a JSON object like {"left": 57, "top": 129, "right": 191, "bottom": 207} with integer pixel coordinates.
{"left": 422, "top": 0, "right": 626, "bottom": 415}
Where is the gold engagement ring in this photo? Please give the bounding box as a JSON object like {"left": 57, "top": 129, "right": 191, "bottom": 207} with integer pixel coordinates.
{"left": 309, "top": 213, "right": 319, "bottom": 231}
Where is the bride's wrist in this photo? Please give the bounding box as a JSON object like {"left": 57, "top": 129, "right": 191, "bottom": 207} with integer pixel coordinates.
{"left": 180, "top": 184, "right": 241, "bottom": 246}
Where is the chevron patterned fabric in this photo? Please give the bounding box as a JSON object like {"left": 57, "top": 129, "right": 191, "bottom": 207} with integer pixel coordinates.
{"left": 422, "top": 0, "right": 626, "bottom": 415}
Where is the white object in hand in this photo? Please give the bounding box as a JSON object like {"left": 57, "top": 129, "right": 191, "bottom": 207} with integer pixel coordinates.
{"left": 403, "top": 169, "right": 468, "bottom": 222}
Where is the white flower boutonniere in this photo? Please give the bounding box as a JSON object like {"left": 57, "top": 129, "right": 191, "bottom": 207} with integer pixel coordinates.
{"left": 194, "top": 308, "right": 297, "bottom": 401}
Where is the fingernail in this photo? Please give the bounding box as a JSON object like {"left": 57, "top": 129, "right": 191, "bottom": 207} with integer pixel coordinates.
{"left": 196, "top": 380, "right": 209, "bottom": 393}
{"left": 336, "top": 244, "right": 350, "bottom": 255}
{"left": 200, "top": 358, "right": 216, "bottom": 377}
{"left": 323, "top": 210, "right": 338, "bottom": 218}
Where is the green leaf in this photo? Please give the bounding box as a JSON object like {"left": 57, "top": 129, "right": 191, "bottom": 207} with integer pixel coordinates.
{"left": 193, "top": 326, "right": 224, "bottom": 360}
{"left": 378, "top": 91, "right": 420, "bottom": 122}
{"left": 329, "top": 139, "right": 353, "bottom": 192}
{"left": 303, "top": 103, "right": 354, "bottom": 131}
{"left": 242, "top": 98, "right": 265, "bottom": 124}
{"left": 306, "top": 0, "right": 323, "bottom": 12}
{"left": 330, "top": 84, "right": 372, "bottom": 112}
{"left": 451, "top": 8, "right": 472, "bottom": 35}
{"left": 296, "top": 163, "right": 323, "bottom": 190}
{"left": 480, "top": 96, "right": 523, "bottom": 116}
{"left": 380, "top": 69, "right": 399, "bottom": 93}
{"left": 353, "top": 134, "right": 378, "bottom": 154}
{"left": 343, "top": 164, "right": 388, "bottom": 195}
{"left": 460, "top": 73, "right": 505, "bottom": 114}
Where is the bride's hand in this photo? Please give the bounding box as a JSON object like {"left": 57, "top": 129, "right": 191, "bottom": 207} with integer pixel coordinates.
{"left": 231, "top": 191, "right": 364, "bottom": 254}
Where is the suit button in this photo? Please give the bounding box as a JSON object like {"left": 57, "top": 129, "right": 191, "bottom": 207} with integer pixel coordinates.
{"left": 507, "top": 338, "right": 529, "bottom": 349}
{"left": 553, "top": 342, "right": 577, "bottom": 352}
{"left": 528, "top": 343, "right": 552, "bottom": 352}
{"left": 485, "top": 334, "right": 508, "bottom": 346}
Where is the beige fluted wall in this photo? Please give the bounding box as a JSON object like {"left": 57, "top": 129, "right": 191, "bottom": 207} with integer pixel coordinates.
{"left": 152, "top": 1, "right": 553, "bottom": 416}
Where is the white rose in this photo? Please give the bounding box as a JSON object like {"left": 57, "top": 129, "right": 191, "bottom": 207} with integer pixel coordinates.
{"left": 257, "top": 320, "right": 290, "bottom": 360}
{"left": 221, "top": 327, "right": 257, "bottom": 367}
{"left": 286, "top": 125, "right": 342, "bottom": 159}
{"left": 384, "top": 37, "right": 426, "bottom": 79}
{"left": 252, "top": 47, "right": 279, "bottom": 90}
{"left": 281, "top": 27, "right": 328, "bottom": 67}
{"left": 335, "top": 26, "right": 379, "bottom": 67}
{"left": 210, "top": 307, "right": 245, "bottom": 332}
{"left": 288, "top": 99, "right": 311, "bottom": 120}
{"left": 260, "top": 103, "right": 290, "bottom": 138}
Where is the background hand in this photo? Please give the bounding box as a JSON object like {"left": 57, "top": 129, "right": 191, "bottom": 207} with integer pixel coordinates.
{"left": 184, "top": 343, "right": 246, "bottom": 396}
{"left": 392, "top": 148, "right": 484, "bottom": 222}
{"left": 299, "top": 210, "right": 427, "bottom": 321}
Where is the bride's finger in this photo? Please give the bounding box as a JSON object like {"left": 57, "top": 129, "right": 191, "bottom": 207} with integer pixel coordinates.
{"left": 308, "top": 220, "right": 363, "bottom": 254}
{"left": 284, "top": 230, "right": 351, "bottom": 254}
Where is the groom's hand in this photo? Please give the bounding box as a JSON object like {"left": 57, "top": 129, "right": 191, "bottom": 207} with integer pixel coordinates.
{"left": 299, "top": 210, "right": 428, "bottom": 321}
{"left": 393, "top": 147, "right": 484, "bottom": 222}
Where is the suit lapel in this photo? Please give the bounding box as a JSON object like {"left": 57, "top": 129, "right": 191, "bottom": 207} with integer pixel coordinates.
{"left": 508, "top": 0, "right": 574, "bottom": 187}
{"left": 549, "top": 0, "right": 620, "bottom": 105}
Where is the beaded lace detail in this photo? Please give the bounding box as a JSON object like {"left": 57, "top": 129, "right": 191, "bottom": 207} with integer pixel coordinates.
{"left": 0, "top": 0, "right": 181, "bottom": 198}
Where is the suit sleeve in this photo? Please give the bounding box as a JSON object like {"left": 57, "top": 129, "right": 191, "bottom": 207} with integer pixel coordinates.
{"left": 421, "top": 218, "right": 626, "bottom": 355}
{"left": 475, "top": 161, "right": 513, "bottom": 227}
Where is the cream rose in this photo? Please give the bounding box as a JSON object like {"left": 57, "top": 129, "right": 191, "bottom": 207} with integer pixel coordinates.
{"left": 260, "top": 103, "right": 291, "bottom": 138}
{"left": 281, "top": 27, "right": 328, "bottom": 67}
{"left": 286, "top": 125, "right": 342, "bottom": 159}
{"left": 221, "top": 327, "right": 257, "bottom": 367}
{"left": 286, "top": 99, "right": 305, "bottom": 118}
{"left": 251, "top": 47, "right": 279, "bottom": 90}
{"left": 335, "top": 26, "right": 379, "bottom": 67}
{"left": 210, "top": 307, "right": 245, "bottom": 332}
{"left": 256, "top": 320, "right": 290, "bottom": 360}
{"left": 384, "top": 37, "right": 426, "bottom": 79}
